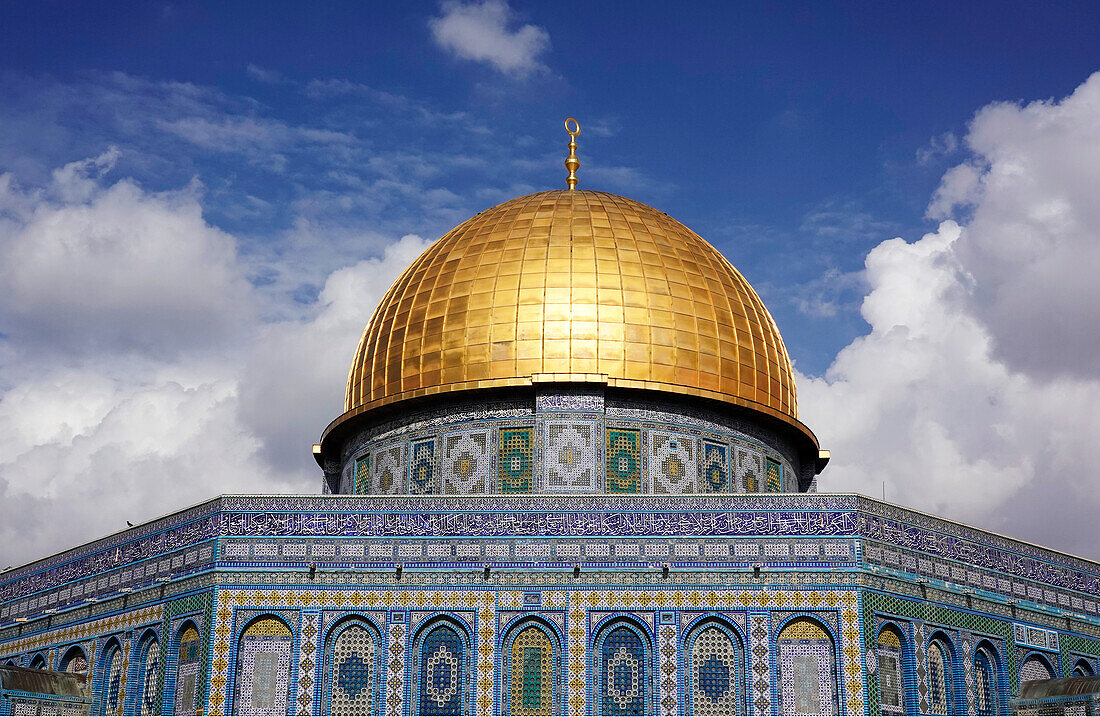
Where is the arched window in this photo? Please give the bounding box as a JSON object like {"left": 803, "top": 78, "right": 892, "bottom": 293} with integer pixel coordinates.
{"left": 596, "top": 620, "right": 651, "bottom": 716}
{"left": 60, "top": 646, "right": 88, "bottom": 676}
{"left": 174, "top": 624, "right": 201, "bottom": 715}
{"left": 875, "top": 627, "right": 905, "bottom": 714}
{"left": 686, "top": 620, "right": 743, "bottom": 715}
{"left": 2, "top": 659, "right": 14, "bottom": 666}
{"left": 1020, "top": 654, "right": 1054, "bottom": 684}
{"left": 415, "top": 619, "right": 467, "bottom": 716}
{"left": 135, "top": 633, "right": 160, "bottom": 715}
{"left": 233, "top": 617, "right": 294, "bottom": 715}
{"left": 926, "top": 640, "right": 949, "bottom": 714}
{"left": 775, "top": 618, "right": 837, "bottom": 715}
{"left": 29, "top": 654, "right": 46, "bottom": 669}
{"left": 974, "top": 647, "right": 998, "bottom": 715}
{"left": 503, "top": 620, "right": 559, "bottom": 716}
{"left": 325, "top": 620, "right": 379, "bottom": 716}
{"left": 101, "top": 641, "right": 124, "bottom": 715}
{"left": 1072, "top": 659, "right": 1094, "bottom": 677}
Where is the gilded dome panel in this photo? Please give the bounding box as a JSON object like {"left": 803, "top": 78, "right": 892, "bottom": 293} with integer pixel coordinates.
{"left": 337, "top": 190, "right": 807, "bottom": 439}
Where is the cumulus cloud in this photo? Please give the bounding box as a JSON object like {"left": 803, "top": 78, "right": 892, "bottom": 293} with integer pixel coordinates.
{"left": 0, "top": 154, "right": 423, "bottom": 566}
{"left": 804, "top": 72, "right": 1100, "bottom": 557}
{"left": 0, "top": 150, "right": 255, "bottom": 359}
{"left": 429, "top": 0, "right": 551, "bottom": 77}
{"left": 237, "top": 234, "right": 432, "bottom": 475}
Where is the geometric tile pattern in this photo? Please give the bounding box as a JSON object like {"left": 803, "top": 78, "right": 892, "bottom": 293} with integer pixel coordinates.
{"left": 385, "top": 621, "right": 405, "bottom": 716}
{"left": 508, "top": 625, "right": 554, "bottom": 715}
{"left": 296, "top": 612, "right": 320, "bottom": 716}
{"left": 498, "top": 428, "right": 534, "bottom": 493}
{"left": 699, "top": 442, "right": 729, "bottom": 493}
{"left": 203, "top": 588, "right": 864, "bottom": 717}
{"left": 329, "top": 624, "right": 376, "bottom": 716}
{"left": 749, "top": 613, "right": 770, "bottom": 716}
{"left": 418, "top": 622, "right": 464, "bottom": 715}
{"left": 658, "top": 623, "right": 677, "bottom": 716}
{"left": 915, "top": 622, "right": 929, "bottom": 714}
{"left": 735, "top": 447, "right": 764, "bottom": 493}
{"left": 409, "top": 440, "right": 436, "bottom": 495}
{"left": 441, "top": 430, "right": 491, "bottom": 494}
{"left": 598, "top": 624, "right": 647, "bottom": 716}
{"left": 605, "top": 429, "right": 641, "bottom": 494}
{"left": 544, "top": 422, "right": 597, "bottom": 492}
{"left": 688, "top": 624, "right": 741, "bottom": 715}
{"left": 648, "top": 431, "right": 697, "bottom": 494}
{"left": 776, "top": 620, "right": 835, "bottom": 715}
{"left": 371, "top": 443, "right": 404, "bottom": 495}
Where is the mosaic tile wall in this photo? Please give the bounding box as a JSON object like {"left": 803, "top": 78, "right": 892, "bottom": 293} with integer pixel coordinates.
{"left": 334, "top": 390, "right": 802, "bottom": 496}
{"left": 200, "top": 587, "right": 863, "bottom": 717}
{"left": 2, "top": 495, "right": 1100, "bottom": 716}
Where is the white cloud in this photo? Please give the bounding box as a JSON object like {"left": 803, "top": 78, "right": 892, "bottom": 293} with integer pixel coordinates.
{"left": 236, "top": 234, "right": 432, "bottom": 474}
{"left": 429, "top": 0, "right": 551, "bottom": 77}
{"left": 246, "top": 64, "right": 282, "bottom": 84}
{"left": 0, "top": 154, "right": 426, "bottom": 566}
{"left": 0, "top": 152, "right": 256, "bottom": 360}
{"left": 804, "top": 73, "right": 1100, "bottom": 557}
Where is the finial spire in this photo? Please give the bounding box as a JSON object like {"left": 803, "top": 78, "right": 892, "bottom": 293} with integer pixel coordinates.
{"left": 564, "top": 117, "right": 580, "bottom": 190}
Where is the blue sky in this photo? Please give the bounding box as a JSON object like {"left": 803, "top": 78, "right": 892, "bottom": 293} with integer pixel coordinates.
{"left": 1, "top": 1, "right": 1100, "bottom": 564}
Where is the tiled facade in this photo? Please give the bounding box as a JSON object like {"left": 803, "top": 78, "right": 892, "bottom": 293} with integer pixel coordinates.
{"left": 2, "top": 494, "right": 1100, "bottom": 715}
{"left": 332, "top": 390, "right": 806, "bottom": 497}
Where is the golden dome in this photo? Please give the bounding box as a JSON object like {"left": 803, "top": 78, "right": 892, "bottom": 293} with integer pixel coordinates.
{"left": 323, "top": 190, "right": 815, "bottom": 450}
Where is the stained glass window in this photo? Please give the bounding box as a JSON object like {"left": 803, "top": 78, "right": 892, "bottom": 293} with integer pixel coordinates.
{"left": 175, "top": 625, "right": 201, "bottom": 715}
{"left": 329, "top": 623, "right": 376, "bottom": 716}
{"left": 137, "top": 637, "right": 159, "bottom": 715}
{"left": 927, "top": 641, "right": 948, "bottom": 714}
{"left": 418, "top": 622, "right": 465, "bottom": 716}
{"left": 103, "top": 645, "right": 123, "bottom": 714}
{"left": 975, "top": 648, "right": 996, "bottom": 715}
{"left": 599, "top": 623, "right": 648, "bottom": 716}
{"left": 876, "top": 627, "right": 905, "bottom": 714}
{"left": 689, "top": 623, "right": 742, "bottom": 715}
{"left": 235, "top": 617, "right": 293, "bottom": 715}
{"left": 508, "top": 624, "right": 555, "bottom": 716}
{"left": 776, "top": 619, "right": 836, "bottom": 715}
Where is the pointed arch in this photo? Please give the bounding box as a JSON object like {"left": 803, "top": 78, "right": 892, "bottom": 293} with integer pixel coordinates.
{"left": 233, "top": 615, "right": 294, "bottom": 716}
{"left": 1072, "top": 658, "right": 1094, "bottom": 677}
{"left": 171, "top": 621, "right": 202, "bottom": 715}
{"left": 973, "top": 641, "right": 1002, "bottom": 716}
{"left": 593, "top": 616, "right": 653, "bottom": 716}
{"left": 775, "top": 616, "right": 837, "bottom": 715}
{"left": 501, "top": 616, "right": 563, "bottom": 716}
{"left": 28, "top": 653, "right": 46, "bottom": 669}
{"left": 412, "top": 616, "right": 472, "bottom": 716}
{"left": 875, "top": 624, "right": 907, "bottom": 715}
{"left": 926, "top": 632, "right": 957, "bottom": 715}
{"left": 59, "top": 645, "right": 88, "bottom": 675}
{"left": 1020, "top": 652, "right": 1055, "bottom": 684}
{"left": 323, "top": 616, "right": 383, "bottom": 716}
{"left": 683, "top": 616, "right": 745, "bottom": 715}
{"left": 100, "top": 638, "right": 125, "bottom": 715}
{"left": 132, "top": 628, "right": 160, "bottom": 716}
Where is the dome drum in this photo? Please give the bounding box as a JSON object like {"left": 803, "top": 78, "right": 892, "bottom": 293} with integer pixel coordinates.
{"left": 320, "top": 384, "right": 816, "bottom": 496}
{"left": 318, "top": 190, "right": 823, "bottom": 492}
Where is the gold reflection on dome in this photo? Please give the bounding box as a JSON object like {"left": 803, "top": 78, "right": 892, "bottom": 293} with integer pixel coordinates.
{"left": 337, "top": 190, "right": 807, "bottom": 439}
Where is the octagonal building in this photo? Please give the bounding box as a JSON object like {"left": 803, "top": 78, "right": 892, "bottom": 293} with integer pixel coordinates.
{"left": 2, "top": 135, "right": 1100, "bottom": 717}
